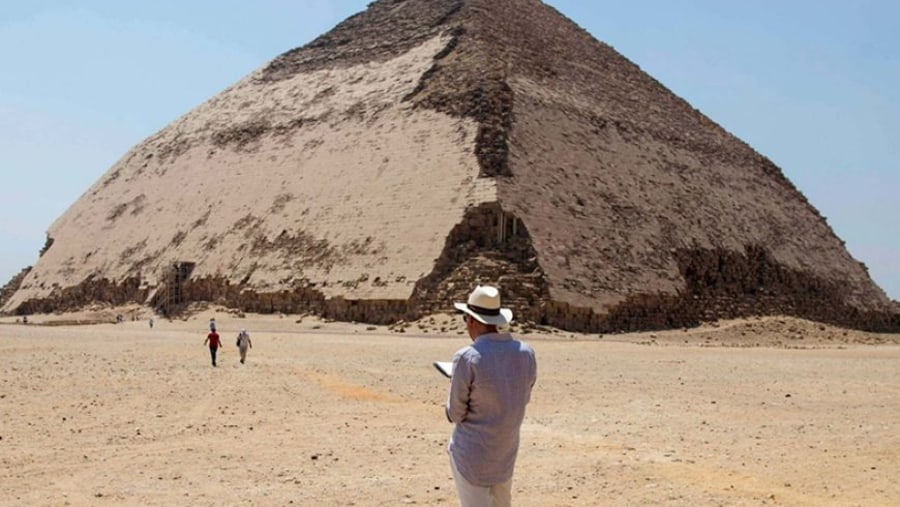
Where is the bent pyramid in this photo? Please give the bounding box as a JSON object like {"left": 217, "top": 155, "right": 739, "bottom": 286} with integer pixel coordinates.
{"left": 4, "top": 0, "right": 897, "bottom": 332}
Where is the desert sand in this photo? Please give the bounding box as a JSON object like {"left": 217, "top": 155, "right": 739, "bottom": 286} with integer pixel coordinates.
{"left": 1, "top": 307, "right": 898, "bottom": 506}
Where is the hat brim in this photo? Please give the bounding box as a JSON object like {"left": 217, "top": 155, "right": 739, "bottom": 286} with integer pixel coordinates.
{"left": 454, "top": 302, "right": 513, "bottom": 326}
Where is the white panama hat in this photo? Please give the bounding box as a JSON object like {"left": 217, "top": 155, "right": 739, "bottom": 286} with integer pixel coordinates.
{"left": 454, "top": 285, "right": 513, "bottom": 326}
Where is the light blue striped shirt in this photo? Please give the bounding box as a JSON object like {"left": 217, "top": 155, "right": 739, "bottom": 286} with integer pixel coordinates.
{"left": 446, "top": 332, "right": 537, "bottom": 485}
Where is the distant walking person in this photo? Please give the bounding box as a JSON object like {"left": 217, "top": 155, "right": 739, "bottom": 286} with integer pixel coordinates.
{"left": 446, "top": 285, "right": 537, "bottom": 507}
{"left": 203, "top": 328, "right": 222, "bottom": 367}
{"left": 236, "top": 328, "right": 252, "bottom": 364}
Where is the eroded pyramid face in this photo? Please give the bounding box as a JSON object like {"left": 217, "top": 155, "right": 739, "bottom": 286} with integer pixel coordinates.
{"left": 4, "top": 0, "right": 895, "bottom": 333}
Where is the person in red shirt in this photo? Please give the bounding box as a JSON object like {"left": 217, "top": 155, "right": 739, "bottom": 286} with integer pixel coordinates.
{"left": 203, "top": 329, "right": 222, "bottom": 367}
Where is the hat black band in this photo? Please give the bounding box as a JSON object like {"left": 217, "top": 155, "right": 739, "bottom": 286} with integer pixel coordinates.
{"left": 467, "top": 304, "right": 500, "bottom": 316}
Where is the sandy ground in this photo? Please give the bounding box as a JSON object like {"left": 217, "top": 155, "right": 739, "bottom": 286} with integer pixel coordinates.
{"left": 1, "top": 308, "right": 898, "bottom": 506}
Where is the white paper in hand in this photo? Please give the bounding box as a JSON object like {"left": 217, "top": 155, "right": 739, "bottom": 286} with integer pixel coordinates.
{"left": 433, "top": 361, "right": 453, "bottom": 378}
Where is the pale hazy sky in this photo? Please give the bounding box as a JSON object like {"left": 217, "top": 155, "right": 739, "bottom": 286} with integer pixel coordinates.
{"left": 1, "top": 0, "right": 898, "bottom": 299}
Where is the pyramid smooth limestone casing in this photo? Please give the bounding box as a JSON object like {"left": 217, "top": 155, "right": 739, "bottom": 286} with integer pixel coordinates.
{"left": 5, "top": 33, "right": 490, "bottom": 310}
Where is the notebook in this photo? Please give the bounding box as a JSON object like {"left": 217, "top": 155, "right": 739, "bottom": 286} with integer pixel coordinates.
{"left": 433, "top": 361, "right": 453, "bottom": 378}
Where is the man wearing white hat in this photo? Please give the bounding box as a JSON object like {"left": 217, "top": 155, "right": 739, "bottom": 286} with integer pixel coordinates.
{"left": 446, "top": 285, "right": 537, "bottom": 507}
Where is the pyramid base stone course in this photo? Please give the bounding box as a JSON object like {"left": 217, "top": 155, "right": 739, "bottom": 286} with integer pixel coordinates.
{"left": 7, "top": 239, "right": 899, "bottom": 333}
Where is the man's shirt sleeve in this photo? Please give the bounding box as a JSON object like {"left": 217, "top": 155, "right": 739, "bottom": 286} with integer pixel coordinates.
{"left": 446, "top": 349, "right": 473, "bottom": 423}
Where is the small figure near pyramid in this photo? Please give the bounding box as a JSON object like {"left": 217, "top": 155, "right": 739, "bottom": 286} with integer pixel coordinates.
{"left": 236, "top": 328, "right": 253, "bottom": 364}
{"left": 203, "top": 327, "right": 222, "bottom": 367}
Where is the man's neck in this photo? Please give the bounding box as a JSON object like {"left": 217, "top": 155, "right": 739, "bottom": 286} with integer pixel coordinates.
{"left": 475, "top": 326, "right": 500, "bottom": 338}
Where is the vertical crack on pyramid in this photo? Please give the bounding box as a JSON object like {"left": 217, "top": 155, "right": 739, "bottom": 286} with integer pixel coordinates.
{"left": 409, "top": 202, "right": 548, "bottom": 318}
